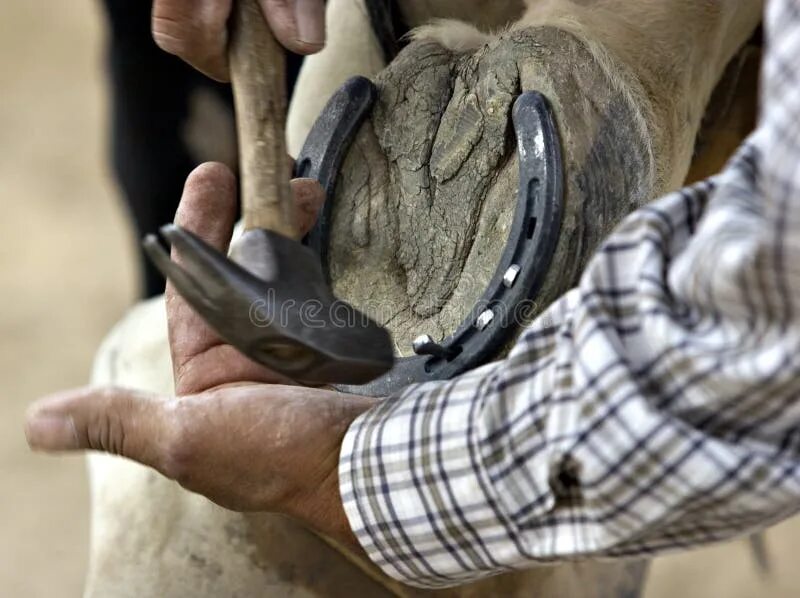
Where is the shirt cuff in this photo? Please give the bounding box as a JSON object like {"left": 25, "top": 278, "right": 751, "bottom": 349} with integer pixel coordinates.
{"left": 338, "top": 363, "right": 534, "bottom": 588}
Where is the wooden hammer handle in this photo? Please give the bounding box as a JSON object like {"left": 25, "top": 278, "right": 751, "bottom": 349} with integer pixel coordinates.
{"left": 229, "top": 0, "right": 296, "bottom": 238}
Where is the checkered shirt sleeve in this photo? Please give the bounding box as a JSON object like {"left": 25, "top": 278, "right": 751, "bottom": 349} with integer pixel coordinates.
{"left": 339, "top": 0, "right": 800, "bottom": 588}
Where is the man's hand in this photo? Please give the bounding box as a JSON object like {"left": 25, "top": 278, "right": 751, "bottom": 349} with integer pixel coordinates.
{"left": 25, "top": 384, "right": 373, "bottom": 544}
{"left": 165, "top": 163, "right": 326, "bottom": 395}
{"left": 152, "top": 0, "right": 326, "bottom": 81}
{"left": 25, "top": 163, "right": 373, "bottom": 546}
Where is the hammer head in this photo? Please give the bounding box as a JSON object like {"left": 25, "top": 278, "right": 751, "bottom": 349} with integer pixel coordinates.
{"left": 144, "top": 226, "right": 395, "bottom": 385}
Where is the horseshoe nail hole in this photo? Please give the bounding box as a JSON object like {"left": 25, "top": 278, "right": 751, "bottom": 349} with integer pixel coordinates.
{"left": 526, "top": 177, "right": 540, "bottom": 239}
{"left": 527, "top": 216, "right": 538, "bottom": 239}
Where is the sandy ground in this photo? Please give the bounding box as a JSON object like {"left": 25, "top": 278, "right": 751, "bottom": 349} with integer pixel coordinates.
{"left": 0, "top": 2, "right": 798, "bottom": 597}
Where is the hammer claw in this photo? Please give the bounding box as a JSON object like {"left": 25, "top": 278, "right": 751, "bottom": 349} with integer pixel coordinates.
{"left": 143, "top": 232, "right": 217, "bottom": 308}
{"left": 157, "top": 224, "right": 257, "bottom": 298}
{"left": 142, "top": 233, "right": 182, "bottom": 285}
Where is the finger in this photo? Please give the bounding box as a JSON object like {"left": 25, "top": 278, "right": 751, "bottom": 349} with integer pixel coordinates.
{"left": 260, "top": 0, "right": 326, "bottom": 55}
{"left": 290, "top": 178, "right": 325, "bottom": 237}
{"left": 165, "top": 163, "right": 295, "bottom": 392}
{"left": 152, "top": 0, "right": 233, "bottom": 82}
{"left": 167, "top": 163, "right": 238, "bottom": 309}
{"left": 166, "top": 163, "right": 238, "bottom": 373}
{"left": 25, "top": 387, "right": 173, "bottom": 475}
{"left": 172, "top": 162, "right": 239, "bottom": 253}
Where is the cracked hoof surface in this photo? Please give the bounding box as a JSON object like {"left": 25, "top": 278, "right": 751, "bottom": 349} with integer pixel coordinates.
{"left": 328, "top": 28, "right": 654, "bottom": 355}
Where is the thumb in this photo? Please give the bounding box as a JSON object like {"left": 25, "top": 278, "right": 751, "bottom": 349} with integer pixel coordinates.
{"left": 25, "top": 387, "right": 174, "bottom": 473}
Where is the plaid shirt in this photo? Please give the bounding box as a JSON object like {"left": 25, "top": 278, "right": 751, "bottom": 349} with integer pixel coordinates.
{"left": 339, "top": 0, "right": 800, "bottom": 588}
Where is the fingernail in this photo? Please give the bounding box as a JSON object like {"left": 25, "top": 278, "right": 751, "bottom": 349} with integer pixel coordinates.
{"left": 295, "top": 0, "right": 325, "bottom": 47}
{"left": 26, "top": 414, "right": 79, "bottom": 451}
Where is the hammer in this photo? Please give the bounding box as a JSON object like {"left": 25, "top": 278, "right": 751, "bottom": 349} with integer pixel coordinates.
{"left": 143, "top": 0, "right": 394, "bottom": 385}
